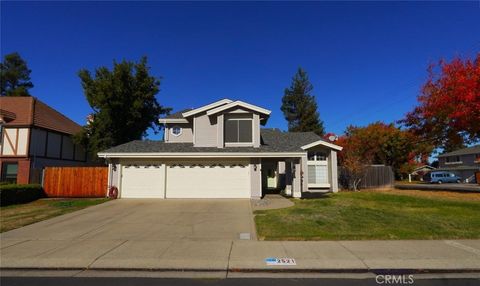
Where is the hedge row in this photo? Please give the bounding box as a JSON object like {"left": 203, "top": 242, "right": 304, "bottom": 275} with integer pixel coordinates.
{"left": 0, "top": 184, "right": 44, "bottom": 206}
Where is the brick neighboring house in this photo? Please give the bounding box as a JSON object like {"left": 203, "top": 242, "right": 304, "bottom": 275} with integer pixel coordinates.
{"left": 0, "top": 96, "right": 88, "bottom": 184}
{"left": 437, "top": 145, "right": 480, "bottom": 182}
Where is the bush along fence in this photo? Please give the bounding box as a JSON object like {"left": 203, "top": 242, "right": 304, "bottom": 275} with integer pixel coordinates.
{"left": 43, "top": 167, "right": 108, "bottom": 198}
{"left": 339, "top": 165, "right": 394, "bottom": 190}
{"left": 0, "top": 184, "right": 44, "bottom": 206}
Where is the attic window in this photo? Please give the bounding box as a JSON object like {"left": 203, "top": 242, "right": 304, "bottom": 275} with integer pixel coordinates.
{"left": 171, "top": 126, "right": 182, "bottom": 136}
{"left": 225, "top": 118, "right": 252, "bottom": 143}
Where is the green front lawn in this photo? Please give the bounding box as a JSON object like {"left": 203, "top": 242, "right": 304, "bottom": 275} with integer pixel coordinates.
{"left": 254, "top": 191, "right": 480, "bottom": 240}
{"left": 0, "top": 198, "right": 109, "bottom": 233}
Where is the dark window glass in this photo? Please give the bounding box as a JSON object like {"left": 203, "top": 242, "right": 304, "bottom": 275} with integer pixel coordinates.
{"left": 225, "top": 120, "right": 239, "bottom": 143}
{"left": 225, "top": 119, "right": 252, "bottom": 143}
{"left": 2, "top": 163, "right": 18, "bottom": 183}
{"left": 238, "top": 120, "right": 252, "bottom": 142}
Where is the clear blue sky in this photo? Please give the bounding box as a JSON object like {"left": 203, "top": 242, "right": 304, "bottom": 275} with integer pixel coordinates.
{"left": 2, "top": 1, "right": 479, "bottom": 140}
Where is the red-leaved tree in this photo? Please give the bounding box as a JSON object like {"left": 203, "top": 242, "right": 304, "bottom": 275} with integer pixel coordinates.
{"left": 401, "top": 54, "right": 480, "bottom": 151}
{"left": 337, "top": 122, "right": 432, "bottom": 187}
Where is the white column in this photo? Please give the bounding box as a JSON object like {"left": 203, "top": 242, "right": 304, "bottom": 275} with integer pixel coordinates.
{"left": 217, "top": 114, "right": 224, "bottom": 148}
{"left": 253, "top": 113, "right": 260, "bottom": 148}
{"left": 330, "top": 150, "right": 339, "bottom": 192}
{"left": 293, "top": 159, "right": 302, "bottom": 198}
{"left": 301, "top": 155, "right": 308, "bottom": 194}
{"left": 250, "top": 158, "right": 262, "bottom": 199}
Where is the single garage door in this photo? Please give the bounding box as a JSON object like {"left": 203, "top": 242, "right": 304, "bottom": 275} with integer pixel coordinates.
{"left": 121, "top": 164, "right": 165, "bottom": 198}
{"left": 166, "top": 160, "right": 250, "bottom": 198}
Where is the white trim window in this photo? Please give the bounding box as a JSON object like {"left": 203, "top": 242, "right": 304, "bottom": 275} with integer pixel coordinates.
{"left": 307, "top": 151, "right": 329, "bottom": 187}
{"left": 224, "top": 118, "right": 253, "bottom": 144}
{"left": 171, "top": 126, "right": 182, "bottom": 137}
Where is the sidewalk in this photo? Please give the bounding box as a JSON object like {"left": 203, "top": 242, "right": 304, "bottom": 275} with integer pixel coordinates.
{"left": 1, "top": 239, "right": 480, "bottom": 273}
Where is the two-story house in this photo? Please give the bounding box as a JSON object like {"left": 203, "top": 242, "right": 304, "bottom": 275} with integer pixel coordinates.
{"left": 437, "top": 145, "right": 480, "bottom": 182}
{"left": 0, "top": 96, "right": 87, "bottom": 184}
{"left": 98, "top": 99, "right": 342, "bottom": 199}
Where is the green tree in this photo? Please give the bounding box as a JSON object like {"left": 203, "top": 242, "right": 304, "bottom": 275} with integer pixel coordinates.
{"left": 76, "top": 56, "right": 171, "bottom": 160}
{"left": 281, "top": 67, "right": 325, "bottom": 135}
{"left": 0, "top": 52, "right": 34, "bottom": 96}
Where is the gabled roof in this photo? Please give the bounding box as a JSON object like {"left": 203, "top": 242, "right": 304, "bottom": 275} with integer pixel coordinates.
{"left": 438, "top": 145, "right": 480, "bottom": 157}
{"left": 165, "top": 109, "right": 193, "bottom": 119}
{"left": 182, "top": 99, "right": 233, "bottom": 117}
{"left": 206, "top": 100, "right": 271, "bottom": 117}
{"left": 98, "top": 128, "right": 328, "bottom": 156}
{"left": 413, "top": 165, "right": 436, "bottom": 172}
{"left": 301, "top": 139, "right": 343, "bottom": 151}
{"left": 158, "top": 109, "right": 192, "bottom": 124}
{"left": 0, "top": 96, "right": 82, "bottom": 135}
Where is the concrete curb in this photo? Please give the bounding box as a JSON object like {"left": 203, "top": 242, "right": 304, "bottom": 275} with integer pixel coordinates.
{"left": 2, "top": 267, "right": 480, "bottom": 274}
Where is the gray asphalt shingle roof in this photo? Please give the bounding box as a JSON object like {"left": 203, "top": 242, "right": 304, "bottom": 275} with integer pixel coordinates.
{"left": 164, "top": 108, "right": 193, "bottom": 119}
{"left": 438, "top": 145, "right": 480, "bottom": 157}
{"left": 101, "top": 129, "right": 325, "bottom": 154}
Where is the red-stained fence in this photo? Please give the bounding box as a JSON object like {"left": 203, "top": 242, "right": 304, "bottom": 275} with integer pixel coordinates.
{"left": 43, "top": 167, "right": 108, "bottom": 197}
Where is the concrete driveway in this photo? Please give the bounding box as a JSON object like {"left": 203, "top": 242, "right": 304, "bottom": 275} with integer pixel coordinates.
{"left": 0, "top": 199, "right": 256, "bottom": 269}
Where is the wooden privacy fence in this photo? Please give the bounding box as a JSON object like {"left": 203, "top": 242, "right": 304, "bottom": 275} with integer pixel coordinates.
{"left": 339, "top": 165, "right": 394, "bottom": 190}
{"left": 43, "top": 167, "right": 108, "bottom": 197}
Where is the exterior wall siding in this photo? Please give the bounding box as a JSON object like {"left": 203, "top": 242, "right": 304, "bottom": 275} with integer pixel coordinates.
{"left": 329, "top": 150, "right": 339, "bottom": 192}
{"left": 253, "top": 114, "right": 260, "bottom": 148}
{"left": 250, "top": 158, "right": 262, "bottom": 198}
{"left": 1, "top": 127, "right": 29, "bottom": 156}
{"left": 165, "top": 123, "right": 194, "bottom": 143}
{"left": 193, "top": 113, "right": 218, "bottom": 147}
{"left": 46, "top": 132, "right": 62, "bottom": 158}
{"left": 29, "top": 128, "right": 47, "bottom": 157}
{"left": 439, "top": 154, "right": 479, "bottom": 168}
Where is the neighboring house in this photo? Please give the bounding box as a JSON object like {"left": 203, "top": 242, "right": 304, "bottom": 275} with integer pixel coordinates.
{"left": 408, "top": 165, "right": 436, "bottom": 182}
{"left": 437, "top": 145, "right": 480, "bottom": 182}
{"left": 98, "top": 99, "right": 342, "bottom": 199}
{"left": 0, "top": 96, "right": 87, "bottom": 184}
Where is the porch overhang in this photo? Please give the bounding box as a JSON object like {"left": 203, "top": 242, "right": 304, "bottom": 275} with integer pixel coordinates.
{"left": 301, "top": 140, "right": 343, "bottom": 151}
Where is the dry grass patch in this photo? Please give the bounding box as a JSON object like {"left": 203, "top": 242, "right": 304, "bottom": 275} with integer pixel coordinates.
{"left": 371, "top": 188, "right": 480, "bottom": 202}
{"left": 0, "top": 198, "right": 108, "bottom": 233}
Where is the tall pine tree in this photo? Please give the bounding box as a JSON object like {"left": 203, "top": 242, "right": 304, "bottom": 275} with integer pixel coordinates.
{"left": 76, "top": 56, "right": 171, "bottom": 160}
{"left": 281, "top": 67, "right": 325, "bottom": 135}
{"left": 0, "top": 52, "right": 34, "bottom": 96}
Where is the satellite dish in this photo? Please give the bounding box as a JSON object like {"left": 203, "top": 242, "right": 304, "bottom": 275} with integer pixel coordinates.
{"left": 328, "top": 135, "right": 338, "bottom": 142}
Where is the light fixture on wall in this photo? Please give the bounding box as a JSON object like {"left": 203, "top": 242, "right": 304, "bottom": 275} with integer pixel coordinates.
{"left": 254, "top": 164, "right": 257, "bottom": 171}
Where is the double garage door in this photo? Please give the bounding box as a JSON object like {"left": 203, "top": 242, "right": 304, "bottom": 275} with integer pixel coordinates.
{"left": 121, "top": 160, "right": 251, "bottom": 199}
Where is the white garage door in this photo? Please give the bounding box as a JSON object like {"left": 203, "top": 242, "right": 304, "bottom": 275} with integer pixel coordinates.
{"left": 166, "top": 160, "right": 250, "bottom": 198}
{"left": 121, "top": 164, "right": 165, "bottom": 198}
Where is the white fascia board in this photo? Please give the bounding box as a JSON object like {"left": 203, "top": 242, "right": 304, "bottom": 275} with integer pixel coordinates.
{"left": 301, "top": 140, "right": 343, "bottom": 151}
{"left": 206, "top": 101, "right": 271, "bottom": 116}
{"left": 97, "top": 152, "right": 306, "bottom": 159}
{"left": 182, "top": 99, "right": 233, "bottom": 117}
{"left": 158, "top": 118, "right": 189, "bottom": 124}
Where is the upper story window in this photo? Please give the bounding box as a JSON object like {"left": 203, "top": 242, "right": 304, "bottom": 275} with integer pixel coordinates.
{"left": 225, "top": 118, "right": 252, "bottom": 143}
{"left": 475, "top": 154, "right": 480, "bottom": 163}
{"left": 308, "top": 151, "right": 327, "bottom": 161}
{"left": 445, "top": 156, "right": 461, "bottom": 164}
{"left": 171, "top": 126, "right": 182, "bottom": 136}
